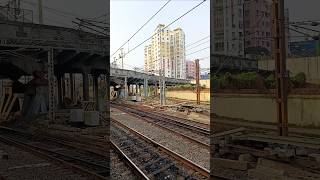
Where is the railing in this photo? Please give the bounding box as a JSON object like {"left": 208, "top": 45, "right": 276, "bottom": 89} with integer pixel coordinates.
{"left": 0, "top": 37, "right": 108, "bottom": 53}
{"left": 0, "top": 6, "right": 33, "bottom": 23}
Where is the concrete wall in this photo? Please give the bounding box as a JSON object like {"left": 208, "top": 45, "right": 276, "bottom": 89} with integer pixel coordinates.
{"left": 259, "top": 56, "right": 320, "bottom": 84}
{"left": 212, "top": 93, "right": 320, "bottom": 128}
{"left": 166, "top": 89, "right": 210, "bottom": 102}
{"left": 191, "top": 79, "right": 210, "bottom": 88}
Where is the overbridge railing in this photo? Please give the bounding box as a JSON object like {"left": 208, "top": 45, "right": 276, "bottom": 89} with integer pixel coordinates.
{"left": 0, "top": 6, "right": 33, "bottom": 23}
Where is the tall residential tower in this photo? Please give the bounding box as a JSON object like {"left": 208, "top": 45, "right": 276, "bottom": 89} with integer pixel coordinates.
{"left": 213, "top": 0, "right": 289, "bottom": 58}
{"left": 144, "top": 24, "right": 186, "bottom": 79}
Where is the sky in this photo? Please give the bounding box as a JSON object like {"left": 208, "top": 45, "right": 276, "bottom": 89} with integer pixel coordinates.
{"left": 4, "top": 0, "right": 320, "bottom": 70}
{"left": 110, "top": 0, "right": 210, "bottom": 70}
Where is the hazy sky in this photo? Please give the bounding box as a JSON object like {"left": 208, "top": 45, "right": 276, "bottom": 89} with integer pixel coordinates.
{"left": 110, "top": 0, "right": 210, "bottom": 70}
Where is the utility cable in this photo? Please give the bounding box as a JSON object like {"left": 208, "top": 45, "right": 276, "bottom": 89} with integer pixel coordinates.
{"left": 186, "top": 40, "right": 210, "bottom": 51}
{"left": 186, "top": 46, "right": 209, "bottom": 56}
{"left": 186, "top": 35, "right": 209, "bottom": 48}
{"left": 125, "top": 0, "right": 207, "bottom": 57}
{"left": 111, "top": 0, "right": 172, "bottom": 57}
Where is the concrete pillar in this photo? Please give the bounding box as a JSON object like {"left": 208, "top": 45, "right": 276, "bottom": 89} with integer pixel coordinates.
{"left": 69, "top": 73, "right": 74, "bottom": 103}
{"left": 82, "top": 72, "right": 89, "bottom": 101}
{"left": 144, "top": 78, "right": 148, "bottom": 97}
{"left": 154, "top": 82, "right": 158, "bottom": 96}
{"left": 57, "top": 73, "right": 63, "bottom": 107}
{"left": 61, "top": 74, "right": 66, "bottom": 100}
{"left": 93, "top": 74, "right": 99, "bottom": 111}
{"left": 136, "top": 84, "right": 139, "bottom": 94}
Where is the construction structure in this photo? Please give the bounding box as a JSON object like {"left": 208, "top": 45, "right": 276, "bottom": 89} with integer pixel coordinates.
{"left": 0, "top": 1, "right": 109, "bottom": 124}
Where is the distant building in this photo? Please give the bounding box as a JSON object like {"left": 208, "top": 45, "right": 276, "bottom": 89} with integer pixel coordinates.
{"left": 213, "top": 0, "right": 290, "bottom": 58}
{"left": 213, "top": 0, "right": 245, "bottom": 57}
{"left": 144, "top": 24, "right": 186, "bottom": 79}
{"left": 186, "top": 60, "right": 196, "bottom": 79}
{"left": 200, "top": 72, "right": 210, "bottom": 80}
{"left": 244, "top": 0, "right": 273, "bottom": 57}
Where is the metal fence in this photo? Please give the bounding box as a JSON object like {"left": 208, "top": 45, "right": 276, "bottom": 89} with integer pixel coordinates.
{"left": 0, "top": 6, "right": 33, "bottom": 23}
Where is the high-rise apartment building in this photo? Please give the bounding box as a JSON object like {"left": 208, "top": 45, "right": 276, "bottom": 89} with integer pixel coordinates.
{"left": 213, "top": 0, "right": 290, "bottom": 58}
{"left": 244, "top": 0, "right": 273, "bottom": 56}
{"left": 213, "top": 0, "right": 245, "bottom": 57}
{"left": 186, "top": 60, "right": 196, "bottom": 79}
{"left": 144, "top": 24, "right": 186, "bottom": 79}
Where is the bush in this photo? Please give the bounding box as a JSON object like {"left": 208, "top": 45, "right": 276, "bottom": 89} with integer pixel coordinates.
{"left": 212, "top": 75, "right": 220, "bottom": 89}
{"left": 221, "top": 72, "right": 234, "bottom": 88}
{"left": 264, "top": 74, "right": 276, "bottom": 89}
{"left": 167, "top": 84, "right": 197, "bottom": 91}
{"left": 235, "top": 72, "right": 257, "bottom": 89}
{"left": 291, "top": 72, "right": 306, "bottom": 88}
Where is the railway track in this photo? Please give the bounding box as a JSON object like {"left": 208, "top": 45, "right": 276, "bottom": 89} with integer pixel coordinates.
{"left": 111, "top": 103, "right": 210, "bottom": 149}
{"left": 0, "top": 126, "right": 109, "bottom": 179}
{"left": 111, "top": 118, "right": 211, "bottom": 179}
{"left": 120, "top": 102, "right": 209, "bottom": 129}
{"left": 110, "top": 141, "right": 149, "bottom": 180}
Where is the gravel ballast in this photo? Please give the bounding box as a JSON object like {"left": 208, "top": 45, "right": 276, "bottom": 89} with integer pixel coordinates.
{"left": 111, "top": 107, "right": 210, "bottom": 170}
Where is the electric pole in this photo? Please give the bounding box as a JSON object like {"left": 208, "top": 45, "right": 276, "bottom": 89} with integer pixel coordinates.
{"left": 38, "top": 0, "right": 43, "bottom": 24}
{"left": 112, "top": 57, "right": 117, "bottom": 68}
{"left": 159, "top": 29, "right": 165, "bottom": 106}
{"left": 119, "top": 48, "right": 124, "bottom": 69}
{"left": 195, "top": 59, "right": 200, "bottom": 105}
{"left": 48, "top": 48, "right": 55, "bottom": 123}
{"left": 273, "top": 0, "right": 288, "bottom": 136}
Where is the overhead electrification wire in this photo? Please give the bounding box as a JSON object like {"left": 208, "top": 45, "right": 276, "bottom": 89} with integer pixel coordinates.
{"left": 111, "top": 0, "right": 172, "bottom": 57}
{"left": 20, "top": 0, "right": 88, "bottom": 19}
{"left": 186, "top": 46, "right": 210, "bottom": 56}
{"left": 289, "top": 27, "right": 313, "bottom": 37}
{"left": 186, "top": 35, "right": 209, "bottom": 48}
{"left": 186, "top": 40, "right": 210, "bottom": 51}
{"left": 125, "top": 0, "right": 207, "bottom": 57}
{"left": 291, "top": 24, "right": 320, "bottom": 33}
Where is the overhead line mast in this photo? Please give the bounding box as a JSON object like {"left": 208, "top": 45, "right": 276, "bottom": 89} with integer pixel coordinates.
{"left": 273, "top": 0, "right": 288, "bottom": 136}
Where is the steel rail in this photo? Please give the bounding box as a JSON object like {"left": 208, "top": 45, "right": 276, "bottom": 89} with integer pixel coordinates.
{"left": 110, "top": 140, "right": 150, "bottom": 180}
{"left": 0, "top": 134, "right": 108, "bottom": 180}
{"left": 111, "top": 118, "right": 210, "bottom": 178}
{"left": 111, "top": 103, "right": 209, "bottom": 134}
{"left": 111, "top": 104, "right": 210, "bottom": 149}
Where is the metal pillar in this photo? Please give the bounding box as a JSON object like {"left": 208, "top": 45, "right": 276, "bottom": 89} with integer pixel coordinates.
{"left": 159, "top": 75, "right": 165, "bottom": 105}
{"left": 82, "top": 73, "right": 89, "bottom": 101}
{"left": 162, "top": 79, "right": 166, "bottom": 105}
{"left": 124, "top": 77, "right": 128, "bottom": 98}
{"left": 195, "top": 59, "right": 201, "bottom": 105}
{"left": 48, "top": 48, "right": 55, "bottom": 123}
{"left": 144, "top": 78, "right": 148, "bottom": 97}
{"left": 93, "top": 74, "right": 99, "bottom": 111}
{"left": 273, "top": 0, "right": 288, "bottom": 136}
